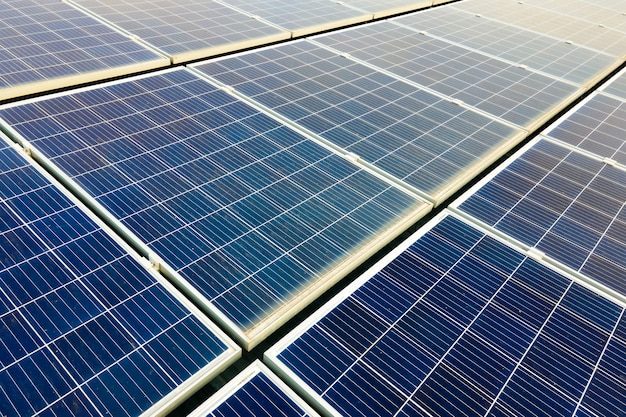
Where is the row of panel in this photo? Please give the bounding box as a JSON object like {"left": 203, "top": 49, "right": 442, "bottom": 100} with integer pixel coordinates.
{"left": 202, "top": 46, "right": 626, "bottom": 417}
{"left": 0, "top": 0, "right": 444, "bottom": 101}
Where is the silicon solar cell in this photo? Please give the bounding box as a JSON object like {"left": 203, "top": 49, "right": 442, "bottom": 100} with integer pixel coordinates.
{"left": 68, "top": 0, "right": 290, "bottom": 63}
{"left": 453, "top": 0, "right": 626, "bottom": 57}
{"left": 266, "top": 213, "right": 626, "bottom": 417}
{"left": 454, "top": 138, "right": 626, "bottom": 298}
{"left": 313, "top": 21, "right": 581, "bottom": 129}
{"left": 393, "top": 7, "right": 619, "bottom": 86}
{"left": 545, "top": 94, "right": 626, "bottom": 166}
{"left": 0, "top": 0, "right": 168, "bottom": 101}
{"left": 0, "top": 133, "right": 239, "bottom": 416}
{"left": 192, "top": 40, "right": 524, "bottom": 203}
{"left": 338, "top": 0, "right": 432, "bottom": 19}
{"left": 0, "top": 68, "right": 430, "bottom": 349}
{"left": 601, "top": 67, "right": 626, "bottom": 101}
{"left": 220, "top": 0, "right": 371, "bottom": 38}
{"left": 189, "top": 361, "right": 318, "bottom": 417}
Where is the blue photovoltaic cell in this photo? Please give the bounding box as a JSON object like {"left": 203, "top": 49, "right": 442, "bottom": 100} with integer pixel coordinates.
{"left": 393, "top": 7, "right": 618, "bottom": 85}
{"left": 194, "top": 40, "right": 521, "bottom": 200}
{"left": 220, "top": 0, "right": 370, "bottom": 36}
{"left": 0, "top": 0, "right": 164, "bottom": 99}
{"left": 0, "top": 138, "right": 235, "bottom": 416}
{"left": 457, "top": 139, "right": 626, "bottom": 296}
{"left": 0, "top": 68, "right": 426, "bottom": 340}
{"left": 71, "top": 0, "right": 289, "bottom": 62}
{"left": 270, "top": 215, "right": 626, "bottom": 417}
{"left": 602, "top": 69, "right": 626, "bottom": 100}
{"left": 547, "top": 94, "right": 626, "bottom": 165}
{"left": 196, "top": 363, "right": 313, "bottom": 417}
{"left": 314, "top": 22, "right": 580, "bottom": 128}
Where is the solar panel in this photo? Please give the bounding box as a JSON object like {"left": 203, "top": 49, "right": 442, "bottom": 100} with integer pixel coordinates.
{"left": 393, "top": 7, "right": 620, "bottom": 86}
{"left": 189, "top": 361, "right": 318, "bottom": 417}
{"left": 0, "top": 133, "right": 239, "bottom": 416}
{"left": 601, "top": 66, "right": 626, "bottom": 101}
{"left": 453, "top": 0, "right": 626, "bottom": 58}
{"left": 313, "top": 21, "right": 582, "bottom": 129}
{"left": 67, "top": 0, "right": 291, "bottom": 63}
{"left": 0, "top": 0, "right": 168, "bottom": 101}
{"left": 338, "top": 0, "right": 432, "bottom": 19}
{"left": 192, "top": 40, "right": 524, "bottom": 204}
{"left": 0, "top": 68, "right": 430, "bottom": 349}
{"left": 545, "top": 94, "right": 626, "bottom": 166}
{"left": 453, "top": 138, "right": 626, "bottom": 298}
{"left": 266, "top": 213, "right": 626, "bottom": 417}
{"left": 219, "top": 0, "right": 372, "bottom": 38}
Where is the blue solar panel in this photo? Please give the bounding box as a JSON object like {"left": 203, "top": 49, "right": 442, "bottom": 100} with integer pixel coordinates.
{"left": 393, "top": 7, "right": 619, "bottom": 86}
{"left": 70, "top": 0, "right": 291, "bottom": 63}
{"left": 190, "top": 361, "right": 317, "bottom": 417}
{"left": 0, "top": 135, "right": 238, "bottom": 416}
{"left": 313, "top": 21, "right": 581, "bottom": 128}
{"left": 0, "top": 0, "right": 167, "bottom": 100}
{"left": 219, "top": 0, "right": 371, "bottom": 37}
{"left": 0, "top": 68, "right": 429, "bottom": 348}
{"left": 267, "top": 214, "right": 626, "bottom": 417}
{"left": 546, "top": 94, "right": 626, "bottom": 166}
{"left": 193, "top": 40, "right": 523, "bottom": 202}
{"left": 455, "top": 138, "right": 626, "bottom": 297}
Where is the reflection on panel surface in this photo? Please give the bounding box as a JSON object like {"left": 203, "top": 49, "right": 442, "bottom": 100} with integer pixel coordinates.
{"left": 0, "top": 68, "right": 429, "bottom": 348}
{"left": 194, "top": 40, "right": 523, "bottom": 203}
{"left": 0, "top": 0, "right": 167, "bottom": 100}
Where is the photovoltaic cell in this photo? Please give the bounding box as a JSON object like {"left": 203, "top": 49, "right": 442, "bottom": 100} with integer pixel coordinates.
{"left": 193, "top": 40, "right": 522, "bottom": 202}
{"left": 602, "top": 67, "right": 626, "bottom": 101}
{"left": 0, "top": 68, "right": 429, "bottom": 349}
{"left": 455, "top": 139, "right": 626, "bottom": 297}
{"left": 189, "top": 361, "right": 317, "bottom": 417}
{"left": 0, "top": 0, "right": 167, "bottom": 100}
{"left": 220, "top": 0, "right": 371, "bottom": 37}
{"left": 546, "top": 94, "right": 626, "bottom": 165}
{"left": 267, "top": 214, "right": 626, "bottom": 417}
{"left": 68, "top": 0, "right": 290, "bottom": 63}
{"left": 0, "top": 135, "right": 238, "bottom": 416}
{"left": 453, "top": 0, "right": 626, "bottom": 57}
{"left": 313, "top": 21, "right": 581, "bottom": 128}
{"left": 393, "top": 7, "right": 619, "bottom": 85}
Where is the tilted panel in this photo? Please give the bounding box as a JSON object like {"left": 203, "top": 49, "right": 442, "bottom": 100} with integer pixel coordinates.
{"left": 0, "top": 134, "right": 238, "bottom": 417}
{"left": 0, "top": 68, "right": 430, "bottom": 349}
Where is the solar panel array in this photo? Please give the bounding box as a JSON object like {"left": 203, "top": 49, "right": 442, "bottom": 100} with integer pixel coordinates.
{"left": 267, "top": 213, "right": 626, "bottom": 417}
{"left": 0, "top": 68, "right": 431, "bottom": 349}
{"left": 0, "top": 0, "right": 168, "bottom": 101}
{"left": 0, "top": 133, "right": 239, "bottom": 416}
{"left": 1, "top": 0, "right": 626, "bottom": 415}
{"left": 189, "top": 361, "right": 318, "bottom": 417}
{"left": 192, "top": 40, "right": 525, "bottom": 204}
{"left": 312, "top": 21, "right": 582, "bottom": 129}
